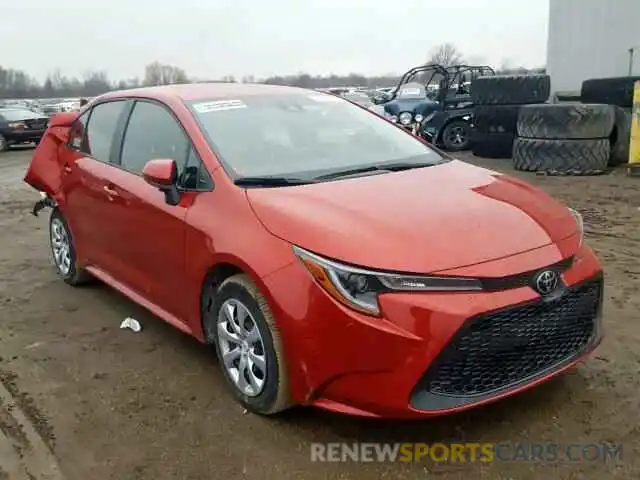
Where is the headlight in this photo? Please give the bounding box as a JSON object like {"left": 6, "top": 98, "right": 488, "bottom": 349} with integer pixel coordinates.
{"left": 293, "top": 246, "right": 483, "bottom": 316}
{"left": 389, "top": 115, "right": 398, "bottom": 123}
{"left": 414, "top": 114, "right": 424, "bottom": 122}
{"left": 399, "top": 112, "right": 413, "bottom": 125}
{"left": 568, "top": 208, "right": 584, "bottom": 247}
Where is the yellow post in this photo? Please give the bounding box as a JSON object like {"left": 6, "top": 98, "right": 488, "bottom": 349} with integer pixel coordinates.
{"left": 628, "top": 81, "right": 640, "bottom": 175}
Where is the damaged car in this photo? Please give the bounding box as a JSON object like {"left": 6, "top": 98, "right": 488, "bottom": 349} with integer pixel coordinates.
{"left": 25, "top": 84, "right": 603, "bottom": 419}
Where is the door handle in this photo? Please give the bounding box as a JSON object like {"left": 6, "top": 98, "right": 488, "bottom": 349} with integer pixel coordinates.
{"left": 103, "top": 185, "right": 119, "bottom": 197}
{"left": 63, "top": 165, "right": 72, "bottom": 174}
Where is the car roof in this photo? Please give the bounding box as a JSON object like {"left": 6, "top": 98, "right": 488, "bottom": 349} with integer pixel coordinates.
{"left": 98, "top": 83, "right": 314, "bottom": 103}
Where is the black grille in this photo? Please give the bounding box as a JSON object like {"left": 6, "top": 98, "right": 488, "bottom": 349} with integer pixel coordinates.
{"left": 416, "top": 277, "right": 602, "bottom": 398}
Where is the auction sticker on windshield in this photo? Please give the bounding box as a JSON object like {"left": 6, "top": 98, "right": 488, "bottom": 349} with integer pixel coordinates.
{"left": 193, "top": 100, "right": 247, "bottom": 113}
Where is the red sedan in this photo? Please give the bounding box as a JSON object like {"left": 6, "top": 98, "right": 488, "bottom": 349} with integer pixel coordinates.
{"left": 24, "top": 83, "right": 603, "bottom": 419}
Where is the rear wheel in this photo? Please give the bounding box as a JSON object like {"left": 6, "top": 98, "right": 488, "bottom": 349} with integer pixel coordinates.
{"left": 205, "top": 274, "right": 292, "bottom": 415}
{"left": 441, "top": 120, "right": 471, "bottom": 151}
{"left": 49, "top": 209, "right": 92, "bottom": 285}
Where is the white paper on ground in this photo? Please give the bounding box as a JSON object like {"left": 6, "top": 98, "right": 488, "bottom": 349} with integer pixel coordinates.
{"left": 120, "top": 317, "right": 142, "bottom": 332}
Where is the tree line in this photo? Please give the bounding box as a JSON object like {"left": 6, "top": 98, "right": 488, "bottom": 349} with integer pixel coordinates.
{"left": 0, "top": 44, "right": 544, "bottom": 100}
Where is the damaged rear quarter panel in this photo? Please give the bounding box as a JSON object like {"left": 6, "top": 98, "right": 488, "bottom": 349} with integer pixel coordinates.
{"left": 23, "top": 125, "right": 73, "bottom": 203}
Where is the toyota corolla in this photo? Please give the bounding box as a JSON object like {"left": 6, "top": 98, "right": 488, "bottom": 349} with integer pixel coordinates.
{"left": 24, "top": 83, "right": 603, "bottom": 419}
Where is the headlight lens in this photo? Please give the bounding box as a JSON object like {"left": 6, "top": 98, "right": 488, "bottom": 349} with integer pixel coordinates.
{"left": 568, "top": 207, "right": 584, "bottom": 247}
{"left": 399, "top": 112, "right": 413, "bottom": 125}
{"left": 293, "top": 246, "right": 483, "bottom": 316}
{"left": 414, "top": 114, "right": 424, "bottom": 122}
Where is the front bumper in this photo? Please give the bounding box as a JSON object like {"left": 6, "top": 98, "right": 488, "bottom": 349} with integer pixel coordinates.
{"left": 262, "top": 241, "right": 603, "bottom": 419}
{"left": 5, "top": 129, "right": 46, "bottom": 144}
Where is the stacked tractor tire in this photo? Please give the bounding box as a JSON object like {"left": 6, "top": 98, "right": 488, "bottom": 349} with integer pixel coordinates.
{"left": 580, "top": 76, "right": 639, "bottom": 167}
{"left": 470, "top": 74, "right": 551, "bottom": 159}
{"left": 471, "top": 73, "right": 640, "bottom": 175}
{"left": 513, "top": 103, "right": 614, "bottom": 175}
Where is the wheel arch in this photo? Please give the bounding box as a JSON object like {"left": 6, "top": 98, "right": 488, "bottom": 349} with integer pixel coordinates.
{"left": 197, "top": 256, "right": 279, "bottom": 343}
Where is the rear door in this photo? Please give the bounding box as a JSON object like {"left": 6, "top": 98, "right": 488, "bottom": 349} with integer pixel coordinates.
{"left": 63, "top": 100, "right": 133, "bottom": 271}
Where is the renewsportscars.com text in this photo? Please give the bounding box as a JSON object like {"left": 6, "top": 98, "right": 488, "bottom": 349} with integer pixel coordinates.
{"left": 310, "top": 442, "right": 623, "bottom": 463}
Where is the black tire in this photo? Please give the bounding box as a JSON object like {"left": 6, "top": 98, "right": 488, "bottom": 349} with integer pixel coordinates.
{"left": 609, "top": 107, "right": 632, "bottom": 166}
{"left": 206, "top": 273, "right": 292, "bottom": 415}
{"left": 581, "top": 76, "right": 640, "bottom": 108}
{"left": 471, "top": 74, "right": 550, "bottom": 105}
{"left": 0, "top": 134, "right": 8, "bottom": 152}
{"left": 49, "top": 209, "right": 93, "bottom": 286}
{"left": 473, "top": 105, "right": 520, "bottom": 135}
{"left": 517, "top": 104, "right": 615, "bottom": 139}
{"left": 471, "top": 132, "right": 515, "bottom": 159}
{"left": 440, "top": 120, "right": 471, "bottom": 151}
{"left": 512, "top": 138, "right": 609, "bottom": 175}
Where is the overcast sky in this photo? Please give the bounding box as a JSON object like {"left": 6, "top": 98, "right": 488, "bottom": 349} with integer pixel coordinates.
{"left": 1, "top": 0, "right": 549, "bottom": 81}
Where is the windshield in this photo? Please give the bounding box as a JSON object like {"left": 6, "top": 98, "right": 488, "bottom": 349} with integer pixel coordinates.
{"left": 0, "top": 109, "right": 43, "bottom": 121}
{"left": 396, "top": 82, "right": 427, "bottom": 99}
{"left": 188, "top": 92, "right": 444, "bottom": 179}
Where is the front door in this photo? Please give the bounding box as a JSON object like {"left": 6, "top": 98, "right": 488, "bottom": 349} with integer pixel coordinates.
{"left": 99, "top": 99, "right": 209, "bottom": 322}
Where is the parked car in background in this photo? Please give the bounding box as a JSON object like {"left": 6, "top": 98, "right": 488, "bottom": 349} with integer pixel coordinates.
{"left": 0, "top": 107, "right": 49, "bottom": 151}
{"left": 25, "top": 83, "right": 602, "bottom": 419}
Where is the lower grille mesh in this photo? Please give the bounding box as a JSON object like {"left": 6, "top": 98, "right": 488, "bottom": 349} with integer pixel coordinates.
{"left": 418, "top": 278, "right": 602, "bottom": 397}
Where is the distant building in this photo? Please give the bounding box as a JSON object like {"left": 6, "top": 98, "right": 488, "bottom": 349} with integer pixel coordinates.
{"left": 546, "top": 0, "right": 640, "bottom": 94}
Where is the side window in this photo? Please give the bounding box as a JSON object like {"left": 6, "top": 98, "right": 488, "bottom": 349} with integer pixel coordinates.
{"left": 68, "top": 111, "right": 90, "bottom": 151}
{"left": 84, "top": 101, "right": 128, "bottom": 162}
{"left": 120, "top": 101, "right": 189, "bottom": 175}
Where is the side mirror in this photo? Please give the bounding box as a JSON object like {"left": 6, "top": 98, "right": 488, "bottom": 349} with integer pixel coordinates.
{"left": 48, "top": 111, "right": 79, "bottom": 128}
{"left": 142, "top": 159, "right": 180, "bottom": 206}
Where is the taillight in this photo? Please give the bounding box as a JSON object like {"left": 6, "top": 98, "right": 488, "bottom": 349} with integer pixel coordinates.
{"left": 8, "top": 122, "right": 26, "bottom": 128}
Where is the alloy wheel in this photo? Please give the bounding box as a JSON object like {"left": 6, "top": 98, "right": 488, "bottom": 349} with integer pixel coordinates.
{"left": 217, "top": 298, "right": 267, "bottom": 397}
{"left": 446, "top": 125, "right": 468, "bottom": 147}
{"left": 50, "top": 218, "right": 72, "bottom": 275}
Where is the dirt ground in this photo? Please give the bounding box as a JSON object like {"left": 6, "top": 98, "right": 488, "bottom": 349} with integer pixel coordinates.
{"left": 0, "top": 147, "right": 639, "bottom": 480}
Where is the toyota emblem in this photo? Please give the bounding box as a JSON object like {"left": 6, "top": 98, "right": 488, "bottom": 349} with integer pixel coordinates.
{"left": 534, "top": 270, "right": 559, "bottom": 295}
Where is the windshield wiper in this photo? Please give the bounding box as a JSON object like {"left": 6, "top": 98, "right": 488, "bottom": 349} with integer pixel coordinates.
{"left": 313, "top": 161, "right": 435, "bottom": 181}
{"left": 234, "top": 176, "right": 314, "bottom": 187}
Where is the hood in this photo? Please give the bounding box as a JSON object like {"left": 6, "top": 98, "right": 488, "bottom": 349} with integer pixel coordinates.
{"left": 246, "top": 160, "right": 578, "bottom": 273}
{"left": 384, "top": 98, "right": 439, "bottom": 116}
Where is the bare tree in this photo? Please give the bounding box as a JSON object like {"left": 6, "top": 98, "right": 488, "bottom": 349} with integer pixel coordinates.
{"left": 426, "top": 43, "right": 464, "bottom": 67}
{"left": 82, "top": 71, "right": 111, "bottom": 96}
{"left": 143, "top": 62, "right": 189, "bottom": 86}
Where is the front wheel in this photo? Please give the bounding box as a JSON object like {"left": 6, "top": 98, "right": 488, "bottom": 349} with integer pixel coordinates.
{"left": 206, "top": 274, "right": 292, "bottom": 415}
{"left": 441, "top": 120, "right": 471, "bottom": 151}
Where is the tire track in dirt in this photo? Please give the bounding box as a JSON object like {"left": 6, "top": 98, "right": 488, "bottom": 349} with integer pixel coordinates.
{"left": 0, "top": 370, "right": 64, "bottom": 479}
